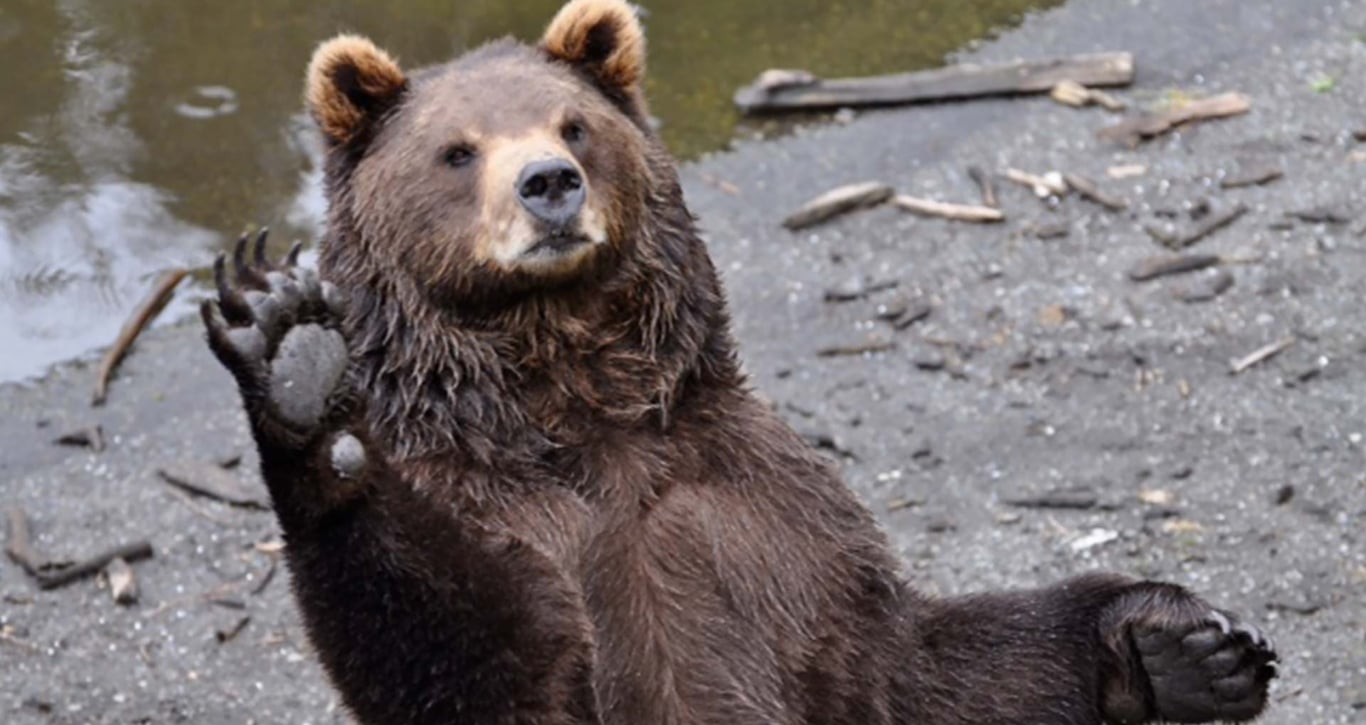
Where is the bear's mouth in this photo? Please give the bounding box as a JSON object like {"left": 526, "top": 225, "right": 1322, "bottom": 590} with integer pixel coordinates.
{"left": 525, "top": 231, "right": 592, "bottom": 258}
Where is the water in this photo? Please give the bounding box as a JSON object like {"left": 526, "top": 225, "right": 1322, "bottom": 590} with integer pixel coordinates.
{"left": 0, "top": 0, "right": 1058, "bottom": 383}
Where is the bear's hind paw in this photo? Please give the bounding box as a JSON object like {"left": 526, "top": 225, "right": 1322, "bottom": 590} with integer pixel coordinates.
{"left": 1132, "top": 607, "right": 1278, "bottom": 723}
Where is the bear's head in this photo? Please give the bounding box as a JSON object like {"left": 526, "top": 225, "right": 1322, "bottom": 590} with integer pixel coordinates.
{"left": 306, "top": 0, "right": 676, "bottom": 309}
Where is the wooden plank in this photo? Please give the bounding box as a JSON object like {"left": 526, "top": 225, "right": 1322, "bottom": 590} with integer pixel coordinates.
{"left": 735, "top": 52, "right": 1134, "bottom": 114}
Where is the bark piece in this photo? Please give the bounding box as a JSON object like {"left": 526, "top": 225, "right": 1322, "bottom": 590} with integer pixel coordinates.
{"left": 736, "top": 52, "right": 1134, "bottom": 113}
{"left": 782, "top": 182, "right": 893, "bottom": 230}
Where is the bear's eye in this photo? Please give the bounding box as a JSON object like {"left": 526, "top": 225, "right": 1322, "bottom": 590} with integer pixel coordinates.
{"left": 561, "top": 121, "right": 587, "bottom": 144}
{"left": 442, "top": 145, "right": 476, "bottom": 168}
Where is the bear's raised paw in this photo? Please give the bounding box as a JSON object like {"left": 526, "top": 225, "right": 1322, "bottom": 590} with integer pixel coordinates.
{"left": 202, "top": 230, "right": 352, "bottom": 441}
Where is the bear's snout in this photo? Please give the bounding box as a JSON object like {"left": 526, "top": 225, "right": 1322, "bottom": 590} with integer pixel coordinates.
{"left": 516, "top": 158, "right": 585, "bottom": 229}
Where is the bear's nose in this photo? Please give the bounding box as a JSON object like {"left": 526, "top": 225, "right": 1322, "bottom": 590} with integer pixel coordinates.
{"left": 516, "top": 159, "right": 585, "bottom": 228}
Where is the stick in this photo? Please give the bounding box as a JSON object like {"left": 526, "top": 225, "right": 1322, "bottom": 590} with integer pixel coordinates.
{"left": 1128, "top": 254, "right": 1222, "bottom": 281}
{"left": 966, "top": 166, "right": 999, "bottom": 208}
{"left": 1063, "top": 173, "right": 1128, "bottom": 211}
{"left": 816, "top": 341, "right": 896, "bottom": 358}
{"left": 92, "top": 268, "right": 189, "bottom": 406}
{"left": 1098, "top": 92, "right": 1251, "bottom": 147}
{"left": 35, "top": 541, "right": 153, "bottom": 590}
{"left": 735, "top": 52, "right": 1135, "bottom": 113}
{"left": 891, "top": 195, "right": 1004, "bottom": 223}
{"left": 782, "top": 182, "right": 893, "bottom": 230}
{"left": 1220, "top": 163, "right": 1283, "bottom": 189}
{"left": 1003, "top": 168, "right": 1067, "bottom": 197}
{"left": 1230, "top": 337, "right": 1295, "bottom": 375}
{"left": 157, "top": 462, "right": 270, "bottom": 510}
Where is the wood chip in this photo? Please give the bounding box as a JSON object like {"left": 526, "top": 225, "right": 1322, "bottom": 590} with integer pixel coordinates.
{"left": 1230, "top": 336, "right": 1296, "bottom": 375}
{"left": 53, "top": 425, "right": 106, "bottom": 453}
{"left": 157, "top": 462, "right": 270, "bottom": 510}
{"left": 966, "top": 165, "right": 999, "bottom": 208}
{"left": 782, "top": 182, "right": 893, "bottom": 230}
{"left": 1098, "top": 92, "right": 1251, "bottom": 147}
{"left": 103, "top": 557, "right": 139, "bottom": 605}
{"left": 887, "top": 497, "right": 925, "bottom": 512}
{"left": 735, "top": 52, "right": 1134, "bottom": 113}
{"left": 1004, "top": 168, "right": 1068, "bottom": 198}
{"left": 891, "top": 195, "right": 1004, "bottom": 223}
{"left": 1220, "top": 163, "right": 1283, "bottom": 189}
{"left": 1050, "top": 80, "right": 1125, "bottom": 110}
{"left": 1128, "top": 254, "right": 1221, "bottom": 281}
{"left": 1106, "top": 164, "right": 1147, "bottom": 179}
{"left": 1138, "top": 489, "right": 1174, "bottom": 506}
{"left": 1063, "top": 173, "right": 1128, "bottom": 210}
{"left": 92, "top": 268, "right": 189, "bottom": 406}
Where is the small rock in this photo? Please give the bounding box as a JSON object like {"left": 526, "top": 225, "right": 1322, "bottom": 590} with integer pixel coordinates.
{"left": 1032, "top": 219, "right": 1070, "bottom": 239}
{"left": 1177, "top": 269, "right": 1234, "bottom": 303}
{"left": 925, "top": 519, "right": 956, "bottom": 534}
{"left": 1037, "top": 304, "right": 1069, "bottom": 328}
{"left": 912, "top": 350, "right": 946, "bottom": 371}
{"left": 1274, "top": 484, "right": 1295, "bottom": 505}
{"left": 103, "top": 558, "right": 138, "bottom": 605}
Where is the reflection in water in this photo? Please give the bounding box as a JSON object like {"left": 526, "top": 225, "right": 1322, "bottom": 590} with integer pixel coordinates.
{"left": 0, "top": 0, "right": 1057, "bottom": 382}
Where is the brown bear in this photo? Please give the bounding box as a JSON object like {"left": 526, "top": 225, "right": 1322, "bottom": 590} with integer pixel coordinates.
{"left": 201, "top": 1, "right": 1277, "bottom": 723}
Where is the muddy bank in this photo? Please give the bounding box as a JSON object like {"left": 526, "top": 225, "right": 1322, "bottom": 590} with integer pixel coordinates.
{"left": 2, "top": 0, "right": 1364, "bottom": 722}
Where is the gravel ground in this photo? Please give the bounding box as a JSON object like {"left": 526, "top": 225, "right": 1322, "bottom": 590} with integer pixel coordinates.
{"left": 2, "top": 0, "right": 1363, "bottom": 722}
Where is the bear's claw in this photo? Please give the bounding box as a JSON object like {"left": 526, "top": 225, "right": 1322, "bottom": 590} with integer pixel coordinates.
{"left": 203, "top": 230, "right": 351, "bottom": 437}
{"left": 1133, "top": 608, "right": 1278, "bottom": 723}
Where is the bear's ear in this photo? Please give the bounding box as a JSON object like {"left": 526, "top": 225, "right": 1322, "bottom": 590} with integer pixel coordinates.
{"left": 541, "top": 0, "right": 646, "bottom": 99}
{"left": 305, "top": 34, "right": 407, "bottom": 147}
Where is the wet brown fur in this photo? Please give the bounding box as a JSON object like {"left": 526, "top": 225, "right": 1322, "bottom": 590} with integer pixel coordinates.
{"left": 244, "top": 2, "right": 1277, "bottom": 723}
